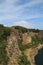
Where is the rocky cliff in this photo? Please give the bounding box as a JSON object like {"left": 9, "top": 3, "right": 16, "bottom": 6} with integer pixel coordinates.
{"left": 0, "top": 25, "right": 43, "bottom": 65}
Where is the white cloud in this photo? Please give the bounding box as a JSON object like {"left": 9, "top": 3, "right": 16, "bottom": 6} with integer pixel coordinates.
{"left": 13, "top": 21, "right": 34, "bottom": 28}
{"left": 0, "top": 0, "right": 43, "bottom": 13}
{"left": 26, "top": 0, "right": 43, "bottom": 7}
{"left": 14, "top": 0, "right": 43, "bottom": 11}
{"left": 0, "top": 13, "right": 43, "bottom": 22}
{"left": 0, "top": 0, "right": 43, "bottom": 25}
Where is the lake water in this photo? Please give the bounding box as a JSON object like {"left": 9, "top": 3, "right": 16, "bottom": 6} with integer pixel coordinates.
{"left": 35, "top": 48, "right": 43, "bottom": 65}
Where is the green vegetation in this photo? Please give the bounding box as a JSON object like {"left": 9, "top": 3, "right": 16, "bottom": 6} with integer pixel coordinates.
{"left": 14, "top": 26, "right": 40, "bottom": 33}
{"left": 29, "top": 29, "right": 39, "bottom": 33}
{"left": 18, "top": 42, "right": 26, "bottom": 51}
{"left": 0, "top": 24, "right": 11, "bottom": 65}
{"left": 18, "top": 53, "right": 31, "bottom": 65}
{"left": 0, "top": 40, "right": 9, "bottom": 65}
{"left": 18, "top": 35, "right": 43, "bottom": 51}
{"left": 32, "top": 35, "right": 43, "bottom": 47}
{"left": 0, "top": 25, "right": 10, "bottom": 41}
{"left": 18, "top": 35, "right": 43, "bottom": 65}
{"left": 0, "top": 24, "right": 43, "bottom": 65}
{"left": 15, "top": 26, "right": 28, "bottom": 33}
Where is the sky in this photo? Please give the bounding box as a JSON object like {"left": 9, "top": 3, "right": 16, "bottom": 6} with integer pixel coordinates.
{"left": 0, "top": 0, "right": 43, "bottom": 30}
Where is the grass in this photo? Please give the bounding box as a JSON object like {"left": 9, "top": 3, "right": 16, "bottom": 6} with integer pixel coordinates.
{"left": 0, "top": 40, "right": 9, "bottom": 65}
{"left": 18, "top": 35, "right": 43, "bottom": 65}
{"left": 18, "top": 35, "right": 43, "bottom": 51}
{"left": 18, "top": 53, "right": 31, "bottom": 65}
{"left": 0, "top": 25, "right": 10, "bottom": 65}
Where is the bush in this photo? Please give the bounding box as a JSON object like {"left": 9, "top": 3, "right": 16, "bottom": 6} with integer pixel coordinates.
{"left": 18, "top": 53, "right": 31, "bottom": 65}
{"left": 15, "top": 26, "right": 28, "bottom": 33}
{"left": 0, "top": 26, "right": 10, "bottom": 65}
{"left": 0, "top": 27, "right": 11, "bottom": 41}
{"left": 0, "top": 40, "right": 9, "bottom": 65}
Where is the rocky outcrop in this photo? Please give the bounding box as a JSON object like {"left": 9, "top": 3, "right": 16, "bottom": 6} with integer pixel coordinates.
{"left": 6, "top": 27, "right": 43, "bottom": 65}
{"left": 24, "top": 44, "right": 43, "bottom": 65}
{"left": 22, "top": 33, "right": 32, "bottom": 45}
{"left": 6, "top": 33, "right": 21, "bottom": 65}
{"left": 0, "top": 25, "right": 43, "bottom": 65}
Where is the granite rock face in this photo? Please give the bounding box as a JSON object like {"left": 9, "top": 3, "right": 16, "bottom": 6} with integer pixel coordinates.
{"left": 6, "top": 33, "right": 21, "bottom": 65}
{"left": 6, "top": 28, "right": 43, "bottom": 65}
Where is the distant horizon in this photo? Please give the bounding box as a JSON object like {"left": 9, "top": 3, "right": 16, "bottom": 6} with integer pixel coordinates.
{"left": 0, "top": 0, "right": 43, "bottom": 30}
{"left": 0, "top": 24, "right": 43, "bottom": 30}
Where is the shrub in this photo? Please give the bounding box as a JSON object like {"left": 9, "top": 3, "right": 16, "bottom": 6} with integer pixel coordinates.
{"left": 18, "top": 53, "right": 31, "bottom": 65}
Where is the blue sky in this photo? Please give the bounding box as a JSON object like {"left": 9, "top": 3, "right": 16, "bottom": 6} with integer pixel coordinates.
{"left": 0, "top": 0, "right": 43, "bottom": 29}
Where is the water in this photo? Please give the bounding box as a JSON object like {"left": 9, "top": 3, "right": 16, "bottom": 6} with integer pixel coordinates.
{"left": 35, "top": 48, "right": 43, "bottom": 65}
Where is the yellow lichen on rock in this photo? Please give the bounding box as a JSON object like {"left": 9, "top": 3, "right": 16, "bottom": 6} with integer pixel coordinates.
{"left": 22, "top": 33, "right": 32, "bottom": 45}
